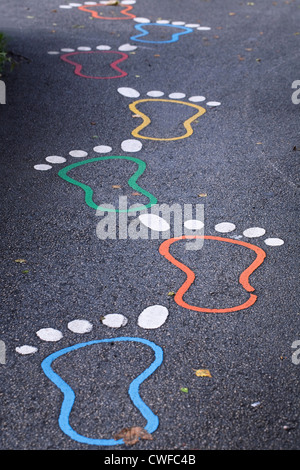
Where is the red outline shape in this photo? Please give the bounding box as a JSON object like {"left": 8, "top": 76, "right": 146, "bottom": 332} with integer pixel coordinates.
{"left": 60, "top": 50, "right": 129, "bottom": 79}
{"left": 159, "top": 235, "right": 266, "bottom": 313}
{"left": 77, "top": 3, "right": 136, "bottom": 20}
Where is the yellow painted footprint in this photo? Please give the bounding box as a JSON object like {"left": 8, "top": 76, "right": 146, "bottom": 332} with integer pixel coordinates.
{"left": 117, "top": 87, "right": 221, "bottom": 141}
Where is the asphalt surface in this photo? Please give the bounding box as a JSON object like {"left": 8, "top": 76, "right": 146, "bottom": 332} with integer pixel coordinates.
{"left": 0, "top": 0, "right": 299, "bottom": 453}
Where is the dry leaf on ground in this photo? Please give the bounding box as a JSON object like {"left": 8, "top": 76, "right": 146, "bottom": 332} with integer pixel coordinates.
{"left": 113, "top": 426, "right": 153, "bottom": 445}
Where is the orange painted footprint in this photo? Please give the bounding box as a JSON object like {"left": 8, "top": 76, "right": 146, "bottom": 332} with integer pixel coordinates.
{"left": 59, "top": 1, "right": 136, "bottom": 20}
{"left": 159, "top": 222, "right": 284, "bottom": 313}
{"left": 117, "top": 87, "right": 221, "bottom": 141}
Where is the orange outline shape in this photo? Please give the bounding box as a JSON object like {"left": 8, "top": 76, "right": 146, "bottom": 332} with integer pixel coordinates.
{"left": 78, "top": 3, "right": 136, "bottom": 20}
{"left": 128, "top": 99, "right": 206, "bottom": 141}
{"left": 159, "top": 235, "right": 266, "bottom": 313}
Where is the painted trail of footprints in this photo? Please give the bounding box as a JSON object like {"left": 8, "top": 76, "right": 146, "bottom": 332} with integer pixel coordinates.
{"left": 26, "top": 1, "right": 285, "bottom": 447}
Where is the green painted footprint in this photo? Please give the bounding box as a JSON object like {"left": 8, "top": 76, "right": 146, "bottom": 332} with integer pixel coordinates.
{"left": 34, "top": 141, "right": 157, "bottom": 213}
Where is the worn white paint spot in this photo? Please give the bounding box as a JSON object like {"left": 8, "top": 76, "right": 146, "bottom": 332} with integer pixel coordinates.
{"left": 206, "top": 101, "right": 221, "bottom": 107}
{"left": 121, "top": 139, "right": 142, "bottom": 152}
{"left": 133, "top": 17, "right": 151, "bottom": 23}
{"left": 96, "top": 45, "right": 111, "bottom": 50}
{"left": 197, "top": 26, "right": 211, "bottom": 31}
{"left": 34, "top": 164, "right": 52, "bottom": 171}
{"left": 67, "top": 319, "right": 93, "bottom": 333}
{"left": 264, "top": 238, "right": 284, "bottom": 246}
{"left": 185, "top": 23, "right": 200, "bottom": 28}
{"left": 36, "top": 328, "right": 63, "bottom": 342}
{"left": 102, "top": 314, "right": 128, "bottom": 328}
{"left": 47, "top": 51, "right": 60, "bottom": 55}
{"left": 121, "top": 0, "right": 136, "bottom": 4}
{"left": 118, "top": 43, "right": 137, "bottom": 52}
{"left": 16, "top": 345, "right": 38, "bottom": 355}
{"left": 243, "top": 227, "right": 266, "bottom": 238}
{"left": 61, "top": 48, "right": 75, "bottom": 52}
{"left": 45, "top": 156, "right": 67, "bottom": 164}
{"left": 184, "top": 219, "right": 204, "bottom": 230}
{"left": 118, "top": 87, "right": 140, "bottom": 98}
{"left": 215, "top": 222, "right": 236, "bottom": 233}
{"left": 77, "top": 46, "right": 92, "bottom": 51}
{"left": 189, "top": 95, "right": 206, "bottom": 102}
{"left": 147, "top": 90, "right": 164, "bottom": 97}
{"left": 69, "top": 150, "right": 88, "bottom": 158}
{"left": 93, "top": 145, "right": 112, "bottom": 153}
{"left": 69, "top": 3, "right": 82, "bottom": 6}
{"left": 138, "top": 305, "right": 169, "bottom": 329}
{"left": 139, "top": 214, "right": 170, "bottom": 232}
{"left": 169, "top": 92, "right": 186, "bottom": 99}
{"left": 59, "top": 5, "right": 73, "bottom": 9}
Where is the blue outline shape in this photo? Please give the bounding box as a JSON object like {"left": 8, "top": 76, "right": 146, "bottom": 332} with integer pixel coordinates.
{"left": 41, "top": 337, "right": 163, "bottom": 446}
{"left": 130, "top": 23, "right": 194, "bottom": 44}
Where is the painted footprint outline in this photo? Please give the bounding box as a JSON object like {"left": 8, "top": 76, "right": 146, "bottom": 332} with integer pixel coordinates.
{"left": 131, "top": 22, "right": 194, "bottom": 44}
{"left": 117, "top": 87, "right": 221, "bottom": 141}
{"left": 48, "top": 44, "right": 138, "bottom": 80}
{"left": 34, "top": 141, "right": 157, "bottom": 213}
{"left": 59, "top": 1, "right": 137, "bottom": 20}
{"left": 159, "top": 224, "right": 284, "bottom": 313}
{"left": 16, "top": 306, "right": 169, "bottom": 446}
{"left": 41, "top": 337, "right": 163, "bottom": 446}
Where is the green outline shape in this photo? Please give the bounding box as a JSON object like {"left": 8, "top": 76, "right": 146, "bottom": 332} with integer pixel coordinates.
{"left": 58, "top": 155, "right": 157, "bottom": 213}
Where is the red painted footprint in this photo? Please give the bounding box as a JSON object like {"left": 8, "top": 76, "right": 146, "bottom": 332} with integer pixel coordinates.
{"left": 47, "top": 44, "right": 137, "bottom": 79}
{"left": 159, "top": 222, "right": 284, "bottom": 313}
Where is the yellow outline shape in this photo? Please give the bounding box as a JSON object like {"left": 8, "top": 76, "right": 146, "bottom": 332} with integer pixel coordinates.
{"left": 128, "top": 98, "right": 206, "bottom": 141}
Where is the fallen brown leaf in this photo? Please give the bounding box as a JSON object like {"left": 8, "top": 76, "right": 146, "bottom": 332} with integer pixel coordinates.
{"left": 113, "top": 426, "right": 153, "bottom": 445}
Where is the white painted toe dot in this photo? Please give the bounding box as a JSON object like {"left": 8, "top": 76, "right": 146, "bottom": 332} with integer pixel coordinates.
{"left": 243, "top": 227, "right": 266, "bottom": 238}
{"left": 69, "top": 3, "right": 83, "bottom": 6}
{"left": 102, "top": 314, "right": 128, "bottom": 328}
{"left": 138, "top": 305, "right": 169, "bottom": 329}
{"left": 67, "top": 319, "right": 93, "bottom": 333}
{"left": 96, "top": 45, "right": 111, "bottom": 50}
{"left": 47, "top": 51, "right": 60, "bottom": 55}
{"left": 121, "top": 139, "right": 142, "bottom": 152}
{"left": 184, "top": 219, "right": 204, "bottom": 230}
{"left": 197, "top": 26, "right": 211, "bottom": 31}
{"left": 77, "top": 46, "right": 92, "bottom": 51}
{"left": 215, "top": 222, "right": 236, "bottom": 233}
{"left": 36, "top": 328, "right": 63, "bottom": 342}
{"left": 264, "top": 237, "right": 284, "bottom": 246}
{"left": 16, "top": 345, "right": 38, "bottom": 355}
{"left": 189, "top": 95, "right": 206, "bottom": 102}
{"left": 185, "top": 23, "right": 200, "bottom": 28}
{"left": 139, "top": 214, "right": 170, "bottom": 232}
{"left": 69, "top": 150, "right": 88, "bottom": 158}
{"left": 118, "top": 87, "right": 140, "bottom": 98}
{"left": 169, "top": 92, "right": 186, "bottom": 99}
{"left": 121, "top": 0, "right": 136, "bottom": 4}
{"left": 171, "top": 21, "right": 185, "bottom": 25}
{"left": 156, "top": 20, "right": 170, "bottom": 24}
{"left": 61, "top": 48, "right": 75, "bottom": 52}
{"left": 134, "top": 17, "right": 151, "bottom": 23}
{"left": 206, "top": 101, "right": 221, "bottom": 107}
{"left": 147, "top": 90, "right": 164, "bottom": 97}
{"left": 93, "top": 145, "right": 112, "bottom": 153}
{"left": 118, "top": 43, "right": 137, "bottom": 52}
{"left": 45, "top": 156, "right": 67, "bottom": 164}
{"left": 34, "top": 164, "right": 52, "bottom": 171}
{"left": 59, "top": 5, "right": 73, "bottom": 9}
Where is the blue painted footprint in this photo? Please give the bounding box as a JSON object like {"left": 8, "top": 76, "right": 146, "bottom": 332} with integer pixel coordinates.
{"left": 15, "top": 306, "right": 168, "bottom": 446}
{"left": 131, "top": 18, "right": 211, "bottom": 44}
